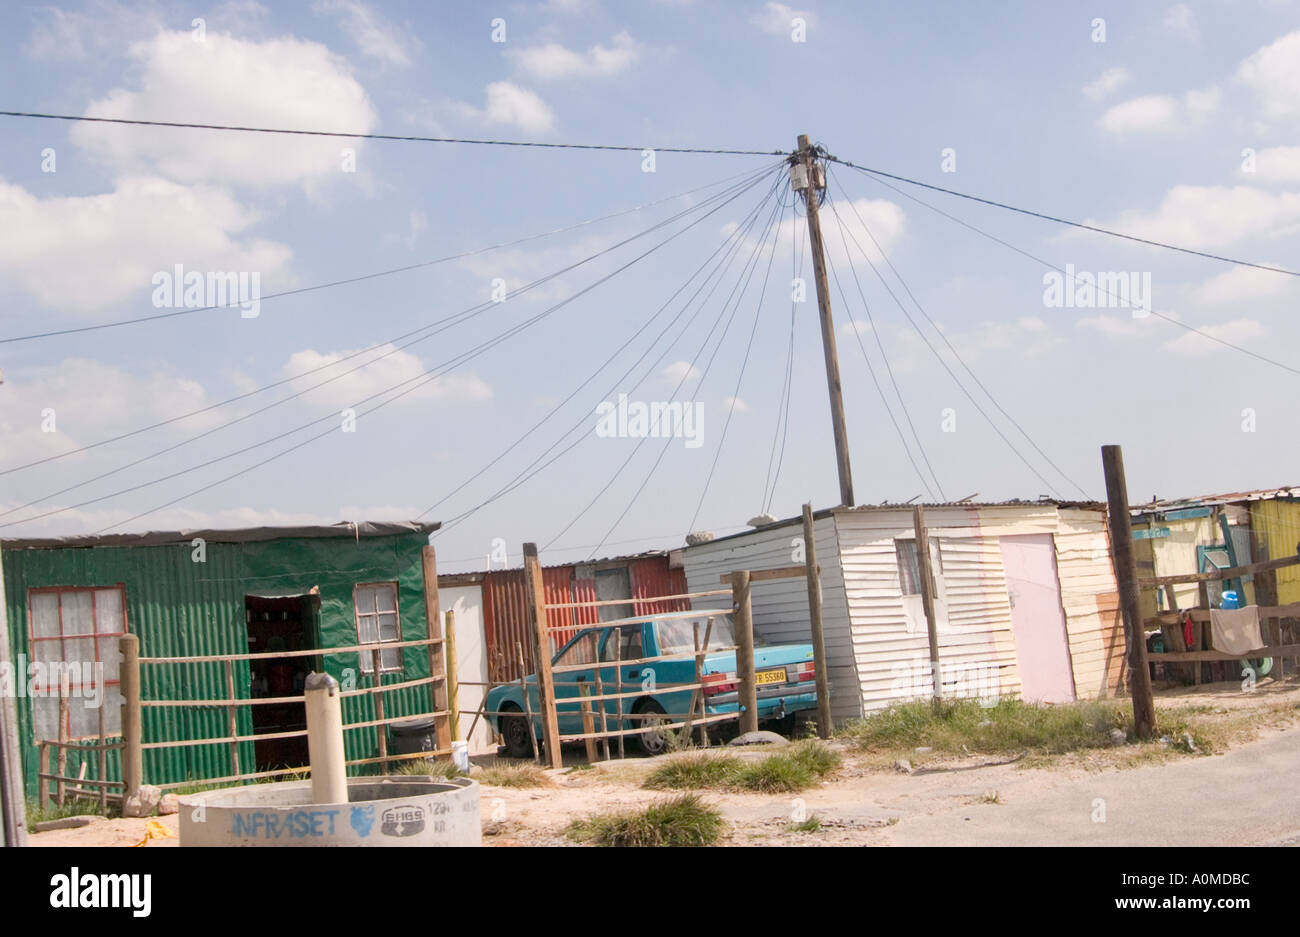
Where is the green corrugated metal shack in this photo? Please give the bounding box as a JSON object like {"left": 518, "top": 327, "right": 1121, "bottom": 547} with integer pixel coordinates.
{"left": 1, "top": 521, "right": 441, "bottom": 801}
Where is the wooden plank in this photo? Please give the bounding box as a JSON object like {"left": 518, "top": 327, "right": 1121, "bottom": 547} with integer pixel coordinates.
{"left": 224, "top": 659, "right": 240, "bottom": 781}
{"left": 371, "top": 648, "right": 388, "bottom": 773}
{"left": 1148, "top": 644, "right": 1300, "bottom": 662}
{"left": 733, "top": 570, "right": 758, "bottom": 734}
{"left": 914, "top": 505, "right": 942, "bottom": 708}
{"left": 1102, "top": 445, "right": 1156, "bottom": 739}
{"left": 421, "top": 546, "right": 452, "bottom": 753}
{"left": 444, "top": 609, "right": 460, "bottom": 743}
{"left": 119, "top": 634, "right": 142, "bottom": 804}
{"left": 138, "top": 635, "right": 443, "bottom": 665}
{"left": 803, "top": 503, "right": 833, "bottom": 738}
{"left": 1138, "top": 551, "right": 1300, "bottom": 588}
{"left": 523, "top": 543, "right": 562, "bottom": 769}
{"left": 579, "top": 685, "right": 598, "bottom": 763}
{"left": 1144, "top": 603, "right": 1300, "bottom": 625}
{"left": 719, "top": 565, "right": 808, "bottom": 584}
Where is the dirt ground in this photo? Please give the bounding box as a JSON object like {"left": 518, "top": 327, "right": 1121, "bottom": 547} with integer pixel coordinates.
{"left": 28, "top": 675, "right": 1300, "bottom": 848}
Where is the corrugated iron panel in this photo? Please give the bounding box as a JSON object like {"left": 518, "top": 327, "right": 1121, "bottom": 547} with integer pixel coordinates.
{"left": 3, "top": 530, "right": 434, "bottom": 798}
{"left": 629, "top": 557, "right": 689, "bottom": 615}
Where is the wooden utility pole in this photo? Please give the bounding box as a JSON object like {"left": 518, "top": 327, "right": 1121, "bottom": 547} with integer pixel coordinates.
{"left": 801, "top": 503, "right": 833, "bottom": 737}
{"left": 732, "top": 570, "right": 759, "bottom": 734}
{"left": 120, "top": 634, "right": 142, "bottom": 803}
{"left": 420, "top": 546, "right": 451, "bottom": 752}
{"left": 523, "top": 543, "right": 563, "bottom": 768}
{"left": 913, "top": 505, "right": 942, "bottom": 705}
{"left": 795, "top": 133, "right": 855, "bottom": 507}
{"left": 1101, "top": 445, "right": 1157, "bottom": 739}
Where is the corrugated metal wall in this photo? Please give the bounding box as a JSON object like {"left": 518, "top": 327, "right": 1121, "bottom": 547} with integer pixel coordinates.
{"left": 3, "top": 530, "right": 434, "bottom": 799}
{"left": 480, "top": 556, "right": 688, "bottom": 684}
{"left": 1052, "top": 509, "right": 1125, "bottom": 698}
{"left": 1250, "top": 499, "right": 1300, "bottom": 604}
{"left": 682, "top": 518, "right": 862, "bottom": 724}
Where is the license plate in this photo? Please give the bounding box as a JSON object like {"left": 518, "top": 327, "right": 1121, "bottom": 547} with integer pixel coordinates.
{"left": 756, "top": 668, "right": 786, "bottom": 686}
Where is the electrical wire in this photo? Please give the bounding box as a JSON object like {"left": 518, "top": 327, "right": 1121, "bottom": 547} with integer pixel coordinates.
{"left": 0, "top": 166, "right": 777, "bottom": 519}
{"left": 0, "top": 110, "right": 783, "bottom": 156}
{"left": 826, "top": 176, "right": 1072, "bottom": 499}
{"left": 4, "top": 168, "right": 775, "bottom": 532}
{"left": 826, "top": 154, "right": 1300, "bottom": 279}
{"left": 1, "top": 162, "right": 779, "bottom": 344}
{"left": 574, "top": 184, "right": 788, "bottom": 558}
{"left": 842, "top": 164, "right": 1300, "bottom": 381}
{"left": 415, "top": 167, "right": 786, "bottom": 526}
{"left": 449, "top": 173, "right": 787, "bottom": 543}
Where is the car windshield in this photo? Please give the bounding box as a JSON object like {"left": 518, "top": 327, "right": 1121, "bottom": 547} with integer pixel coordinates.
{"left": 655, "top": 613, "right": 766, "bottom": 655}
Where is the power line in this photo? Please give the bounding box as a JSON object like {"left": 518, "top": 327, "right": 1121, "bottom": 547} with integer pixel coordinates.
{"left": 822, "top": 205, "right": 942, "bottom": 501}
{"left": 761, "top": 192, "right": 801, "bottom": 514}
{"left": 417, "top": 168, "right": 784, "bottom": 526}
{"left": 0, "top": 167, "right": 776, "bottom": 520}
{"left": 827, "top": 174, "right": 1074, "bottom": 499}
{"left": 826, "top": 154, "right": 1300, "bottom": 278}
{"left": 687, "top": 175, "right": 784, "bottom": 533}
{"left": 432, "top": 173, "right": 787, "bottom": 540}
{"left": 577, "top": 185, "right": 788, "bottom": 559}
{"left": 0, "top": 110, "right": 783, "bottom": 157}
{"left": 845, "top": 164, "right": 1300, "bottom": 381}
{"left": 0, "top": 161, "right": 779, "bottom": 344}
{"left": 4, "top": 168, "right": 774, "bottom": 533}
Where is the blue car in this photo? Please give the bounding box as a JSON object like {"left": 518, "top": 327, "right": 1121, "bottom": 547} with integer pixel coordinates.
{"left": 484, "top": 612, "right": 818, "bottom": 757}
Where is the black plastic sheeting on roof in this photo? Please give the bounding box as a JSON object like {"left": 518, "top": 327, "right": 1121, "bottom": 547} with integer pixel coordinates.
{"left": 0, "top": 520, "right": 440, "bottom": 551}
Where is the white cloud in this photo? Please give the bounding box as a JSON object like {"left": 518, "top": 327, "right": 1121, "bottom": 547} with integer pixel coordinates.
{"left": 661, "top": 361, "right": 701, "bottom": 386}
{"left": 459, "top": 82, "right": 556, "bottom": 134}
{"left": 736, "top": 197, "right": 904, "bottom": 272}
{"left": 508, "top": 31, "right": 640, "bottom": 79}
{"left": 1075, "top": 313, "right": 1160, "bottom": 338}
{"left": 71, "top": 29, "right": 377, "bottom": 188}
{"left": 314, "top": 0, "right": 419, "bottom": 66}
{"left": 1238, "top": 29, "right": 1300, "bottom": 123}
{"left": 280, "top": 344, "right": 493, "bottom": 410}
{"left": 0, "top": 176, "right": 292, "bottom": 314}
{"left": 1194, "top": 265, "right": 1293, "bottom": 304}
{"left": 1083, "top": 66, "right": 1130, "bottom": 101}
{"left": 1162, "top": 318, "right": 1265, "bottom": 356}
{"left": 1163, "top": 4, "right": 1198, "bottom": 39}
{"left": 723, "top": 396, "right": 749, "bottom": 413}
{"left": 0, "top": 358, "right": 222, "bottom": 469}
{"left": 1099, "top": 87, "right": 1219, "bottom": 134}
{"left": 23, "top": 2, "right": 163, "bottom": 62}
{"left": 1244, "top": 146, "right": 1300, "bottom": 183}
{"left": 1081, "top": 185, "right": 1300, "bottom": 250}
{"left": 751, "top": 2, "right": 814, "bottom": 36}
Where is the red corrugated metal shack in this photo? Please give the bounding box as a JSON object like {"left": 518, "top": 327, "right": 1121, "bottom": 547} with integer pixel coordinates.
{"left": 440, "top": 550, "right": 689, "bottom": 683}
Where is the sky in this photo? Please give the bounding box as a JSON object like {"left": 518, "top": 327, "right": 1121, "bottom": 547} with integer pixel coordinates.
{"left": 1, "top": 0, "right": 1299, "bottom": 573}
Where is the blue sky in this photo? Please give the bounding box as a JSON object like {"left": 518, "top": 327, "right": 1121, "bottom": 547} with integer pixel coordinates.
{"left": 2, "top": 0, "right": 1299, "bottom": 572}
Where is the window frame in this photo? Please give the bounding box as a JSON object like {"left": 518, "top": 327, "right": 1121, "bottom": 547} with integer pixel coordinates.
{"left": 26, "top": 584, "right": 129, "bottom": 742}
{"left": 352, "top": 581, "right": 403, "bottom": 675}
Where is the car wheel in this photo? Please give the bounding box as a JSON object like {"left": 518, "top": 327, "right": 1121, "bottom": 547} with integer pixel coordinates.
{"left": 632, "top": 699, "right": 669, "bottom": 756}
{"left": 500, "top": 707, "right": 533, "bottom": 759}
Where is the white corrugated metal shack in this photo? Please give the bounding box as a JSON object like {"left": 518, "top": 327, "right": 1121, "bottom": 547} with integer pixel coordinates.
{"left": 683, "top": 501, "right": 1128, "bottom": 722}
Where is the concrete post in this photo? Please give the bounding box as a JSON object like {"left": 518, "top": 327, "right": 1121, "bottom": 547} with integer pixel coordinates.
{"left": 305, "top": 672, "right": 347, "bottom": 804}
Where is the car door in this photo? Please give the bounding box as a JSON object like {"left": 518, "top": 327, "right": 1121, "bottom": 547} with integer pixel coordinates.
{"left": 549, "top": 629, "right": 601, "bottom": 737}
{"left": 595, "top": 623, "right": 648, "bottom": 730}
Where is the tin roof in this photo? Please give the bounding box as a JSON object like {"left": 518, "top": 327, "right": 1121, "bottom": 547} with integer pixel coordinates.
{"left": 0, "top": 520, "right": 440, "bottom": 551}
{"left": 1131, "top": 487, "right": 1300, "bottom": 515}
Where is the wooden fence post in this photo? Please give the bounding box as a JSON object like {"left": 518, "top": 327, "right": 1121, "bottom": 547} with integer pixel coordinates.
{"left": 420, "top": 546, "right": 451, "bottom": 753}
{"left": 371, "top": 648, "right": 388, "bottom": 772}
{"left": 1102, "top": 445, "right": 1157, "bottom": 740}
{"left": 523, "top": 543, "right": 562, "bottom": 769}
{"left": 734, "top": 570, "right": 758, "bottom": 735}
{"left": 913, "top": 505, "right": 942, "bottom": 706}
{"left": 444, "top": 610, "right": 460, "bottom": 743}
{"left": 56, "top": 671, "right": 69, "bottom": 806}
{"left": 119, "top": 634, "right": 142, "bottom": 803}
{"left": 224, "top": 659, "right": 240, "bottom": 779}
{"left": 802, "top": 503, "right": 834, "bottom": 737}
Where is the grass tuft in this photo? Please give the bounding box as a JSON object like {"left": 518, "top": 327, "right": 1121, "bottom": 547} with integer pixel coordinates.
{"left": 393, "top": 759, "right": 466, "bottom": 779}
{"left": 476, "top": 764, "right": 552, "bottom": 788}
{"left": 643, "top": 741, "right": 841, "bottom": 793}
{"left": 566, "top": 793, "right": 724, "bottom": 846}
{"left": 26, "top": 799, "right": 109, "bottom": 831}
{"left": 787, "top": 814, "right": 822, "bottom": 833}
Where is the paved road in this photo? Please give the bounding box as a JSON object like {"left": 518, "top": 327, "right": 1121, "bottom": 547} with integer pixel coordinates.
{"left": 881, "top": 727, "right": 1300, "bottom": 846}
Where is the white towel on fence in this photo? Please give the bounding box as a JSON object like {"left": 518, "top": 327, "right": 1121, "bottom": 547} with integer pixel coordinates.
{"left": 1209, "top": 606, "right": 1264, "bottom": 656}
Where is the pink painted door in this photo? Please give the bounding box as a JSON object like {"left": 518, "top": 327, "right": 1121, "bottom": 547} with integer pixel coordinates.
{"left": 999, "top": 534, "right": 1076, "bottom": 704}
